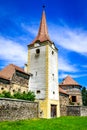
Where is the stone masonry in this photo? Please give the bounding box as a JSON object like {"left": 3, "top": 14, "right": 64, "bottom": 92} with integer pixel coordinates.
{"left": 67, "top": 106, "right": 87, "bottom": 116}
{"left": 59, "top": 93, "right": 69, "bottom": 116}
{"left": 0, "top": 98, "right": 38, "bottom": 121}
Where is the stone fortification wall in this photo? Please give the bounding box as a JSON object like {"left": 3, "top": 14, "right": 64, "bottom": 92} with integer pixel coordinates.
{"left": 0, "top": 98, "right": 38, "bottom": 121}
{"left": 60, "top": 93, "right": 69, "bottom": 116}
{"left": 80, "top": 106, "right": 87, "bottom": 116}
{"left": 67, "top": 106, "right": 81, "bottom": 116}
{"left": 67, "top": 106, "right": 87, "bottom": 116}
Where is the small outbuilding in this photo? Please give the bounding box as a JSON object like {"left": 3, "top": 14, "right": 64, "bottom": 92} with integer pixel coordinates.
{"left": 0, "top": 64, "right": 30, "bottom": 94}
{"left": 59, "top": 75, "right": 82, "bottom": 106}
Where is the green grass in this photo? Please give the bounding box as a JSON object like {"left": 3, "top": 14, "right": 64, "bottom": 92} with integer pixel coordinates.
{"left": 0, "top": 117, "right": 87, "bottom": 130}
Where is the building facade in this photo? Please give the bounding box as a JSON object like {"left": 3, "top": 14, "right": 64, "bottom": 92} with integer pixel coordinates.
{"left": 0, "top": 9, "right": 83, "bottom": 119}
{"left": 0, "top": 64, "right": 30, "bottom": 94}
{"left": 26, "top": 10, "right": 60, "bottom": 118}
{"left": 59, "top": 87, "right": 69, "bottom": 116}
{"left": 59, "top": 75, "right": 82, "bottom": 106}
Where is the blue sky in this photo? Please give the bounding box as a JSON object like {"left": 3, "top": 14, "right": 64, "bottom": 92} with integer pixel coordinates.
{"left": 0, "top": 0, "right": 87, "bottom": 87}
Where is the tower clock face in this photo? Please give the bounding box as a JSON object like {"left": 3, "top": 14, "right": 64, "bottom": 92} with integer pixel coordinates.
{"left": 34, "top": 43, "right": 40, "bottom": 47}
{"left": 52, "top": 44, "right": 55, "bottom": 49}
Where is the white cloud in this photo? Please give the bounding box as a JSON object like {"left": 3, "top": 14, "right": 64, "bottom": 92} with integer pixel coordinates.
{"left": 59, "top": 73, "right": 69, "bottom": 79}
{"left": 21, "top": 22, "right": 87, "bottom": 56}
{"left": 49, "top": 25, "right": 87, "bottom": 55}
{"left": 59, "top": 73, "right": 87, "bottom": 79}
{"left": 59, "top": 56, "right": 77, "bottom": 72}
{"left": 82, "top": 65, "right": 87, "bottom": 68}
{"left": 21, "top": 23, "right": 38, "bottom": 36}
{"left": 0, "top": 36, "right": 27, "bottom": 67}
{"left": 19, "top": 22, "right": 87, "bottom": 74}
{"left": 21, "top": 23, "right": 79, "bottom": 73}
{"left": 0, "top": 35, "right": 77, "bottom": 73}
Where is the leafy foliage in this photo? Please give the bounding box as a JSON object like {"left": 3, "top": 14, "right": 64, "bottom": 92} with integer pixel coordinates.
{"left": 69, "top": 101, "right": 74, "bottom": 105}
{"left": 81, "top": 87, "right": 87, "bottom": 106}
{"left": 13, "top": 91, "right": 35, "bottom": 101}
{"left": 0, "top": 91, "right": 35, "bottom": 101}
{"left": 0, "top": 91, "right": 12, "bottom": 98}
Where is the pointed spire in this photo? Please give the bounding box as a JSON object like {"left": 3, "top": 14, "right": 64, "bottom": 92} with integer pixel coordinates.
{"left": 59, "top": 75, "right": 79, "bottom": 86}
{"left": 31, "top": 8, "right": 51, "bottom": 44}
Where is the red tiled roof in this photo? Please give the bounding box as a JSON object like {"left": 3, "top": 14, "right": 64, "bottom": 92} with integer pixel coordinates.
{"left": 30, "top": 10, "right": 51, "bottom": 44}
{"left": 0, "top": 64, "right": 28, "bottom": 80}
{"left": 59, "top": 87, "right": 68, "bottom": 95}
{"left": 59, "top": 75, "right": 80, "bottom": 86}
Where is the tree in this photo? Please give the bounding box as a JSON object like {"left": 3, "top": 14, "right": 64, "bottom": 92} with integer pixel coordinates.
{"left": 81, "top": 87, "right": 87, "bottom": 106}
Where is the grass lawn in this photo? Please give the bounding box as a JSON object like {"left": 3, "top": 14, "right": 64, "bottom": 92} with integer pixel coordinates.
{"left": 0, "top": 116, "right": 87, "bottom": 130}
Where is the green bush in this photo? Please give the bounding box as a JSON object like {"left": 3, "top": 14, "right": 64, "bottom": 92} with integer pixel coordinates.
{"left": 81, "top": 86, "right": 87, "bottom": 106}
{"left": 69, "top": 101, "right": 74, "bottom": 105}
{"left": 0, "top": 91, "right": 12, "bottom": 98}
{"left": 13, "top": 92, "right": 23, "bottom": 99}
{"left": 0, "top": 93, "right": 4, "bottom": 97}
{"left": 21, "top": 91, "right": 35, "bottom": 101}
{"left": 0, "top": 91, "right": 35, "bottom": 101}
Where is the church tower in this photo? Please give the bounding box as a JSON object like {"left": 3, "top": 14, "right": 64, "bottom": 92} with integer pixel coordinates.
{"left": 27, "top": 8, "right": 60, "bottom": 118}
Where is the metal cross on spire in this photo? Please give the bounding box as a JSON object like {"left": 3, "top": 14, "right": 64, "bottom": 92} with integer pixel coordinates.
{"left": 30, "top": 4, "right": 51, "bottom": 44}
{"left": 42, "top": 4, "right": 45, "bottom": 9}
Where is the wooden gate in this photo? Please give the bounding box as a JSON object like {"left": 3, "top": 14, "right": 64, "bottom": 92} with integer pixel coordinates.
{"left": 51, "top": 105, "right": 57, "bottom": 117}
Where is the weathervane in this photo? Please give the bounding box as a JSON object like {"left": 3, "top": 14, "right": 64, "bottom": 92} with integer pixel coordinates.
{"left": 42, "top": 4, "right": 45, "bottom": 9}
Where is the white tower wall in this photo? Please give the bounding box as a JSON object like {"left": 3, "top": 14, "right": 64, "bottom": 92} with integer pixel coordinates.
{"left": 29, "top": 45, "right": 46, "bottom": 99}
{"left": 48, "top": 46, "right": 59, "bottom": 100}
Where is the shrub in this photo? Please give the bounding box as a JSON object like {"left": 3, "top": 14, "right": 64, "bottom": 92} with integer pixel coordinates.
{"left": 13, "top": 92, "right": 23, "bottom": 99}
{"left": 0, "top": 91, "right": 35, "bottom": 101}
{"left": 0, "top": 91, "right": 12, "bottom": 98}
{"left": 69, "top": 101, "right": 74, "bottom": 105}
{"left": 23, "top": 91, "right": 35, "bottom": 101}
{"left": 77, "top": 102, "right": 80, "bottom": 105}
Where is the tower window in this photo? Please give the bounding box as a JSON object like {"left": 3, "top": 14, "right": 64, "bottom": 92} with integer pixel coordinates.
{"left": 36, "top": 72, "right": 37, "bottom": 76}
{"left": 37, "top": 90, "right": 40, "bottom": 94}
{"left": 36, "top": 49, "right": 40, "bottom": 54}
{"left": 18, "top": 89, "right": 21, "bottom": 92}
{"left": 53, "top": 91, "right": 55, "bottom": 94}
{"left": 52, "top": 74, "right": 54, "bottom": 80}
{"left": 72, "top": 96, "right": 76, "bottom": 102}
{"left": 52, "top": 51, "right": 54, "bottom": 55}
{"left": 13, "top": 89, "right": 15, "bottom": 92}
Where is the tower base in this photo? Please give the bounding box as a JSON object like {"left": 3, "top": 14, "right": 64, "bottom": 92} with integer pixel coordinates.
{"left": 37, "top": 99, "right": 60, "bottom": 118}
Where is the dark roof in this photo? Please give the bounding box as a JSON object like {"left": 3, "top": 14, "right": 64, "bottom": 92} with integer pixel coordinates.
{"left": 0, "top": 64, "right": 29, "bottom": 80}
{"left": 59, "top": 87, "right": 68, "bottom": 95}
{"left": 59, "top": 75, "right": 81, "bottom": 86}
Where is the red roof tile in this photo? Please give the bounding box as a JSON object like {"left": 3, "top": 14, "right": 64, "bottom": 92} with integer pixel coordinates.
{"left": 59, "top": 75, "right": 80, "bottom": 86}
{"left": 0, "top": 64, "right": 28, "bottom": 80}
{"left": 30, "top": 10, "right": 51, "bottom": 44}
{"left": 59, "top": 87, "right": 68, "bottom": 95}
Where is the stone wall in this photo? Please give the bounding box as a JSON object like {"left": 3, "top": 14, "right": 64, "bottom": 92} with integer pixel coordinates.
{"left": 67, "top": 106, "right": 87, "bottom": 116}
{"left": 80, "top": 106, "right": 87, "bottom": 116}
{"left": 0, "top": 98, "right": 38, "bottom": 121}
{"left": 12, "top": 72, "right": 29, "bottom": 88}
{"left": 60, "top": 93, "right": 69, "bottom": 116}
{"left": 0, "top": 72, "right": 29, "bottom": 94}
{"left": 0, "top": 82, "right": 10, "bottom": 93}
{"left": 61, "top": 86, "right": 82, "bottom": 105}
{"left": 67, "top": 106, "right": 81, "bottom": 116}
